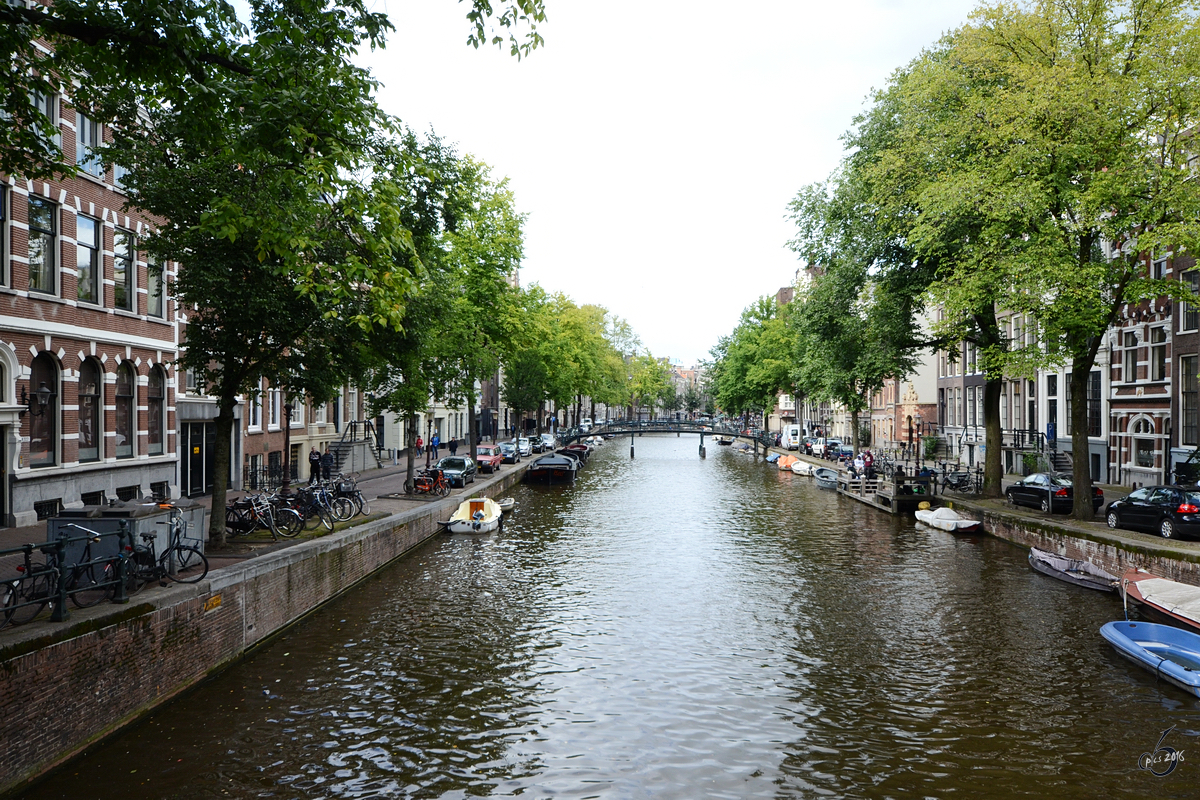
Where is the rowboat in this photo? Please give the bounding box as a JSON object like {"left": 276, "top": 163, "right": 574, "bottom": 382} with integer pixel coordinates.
{"left": 791, "top": 460, "right": 813, "bottom": 476}
{"left": 444, "top": 497, "right": 502, "bottom": 534}
{"left": 1027, "top": 547, "right": 1117, "bottom": 592}
{"left": 1100, "top": 620, "right": 1200, "bottom": 697}
{"left": 765, "top": 452, "right": 781, "bottom": 464}
{"left": 497, "top": 497, "right": 516, "bottom": 513}
{"left": 915, "top": 506, "right": 983, "bottom": 533}
{"left": 814, "top": 468, "right": 839, "bottom": 489}
{"left": 1121, "top": 570, "right": 1200, "bottom": 633}
{"left": 525, "top": 455, "right": 578, "bottom": 485}
{"left": 716, "top": 436, "right": 733, "bottom": 446}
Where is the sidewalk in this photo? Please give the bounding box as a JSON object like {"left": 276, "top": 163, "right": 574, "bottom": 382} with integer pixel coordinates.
{"left": 0, "top": 456, "right": 492, "bottom": 562}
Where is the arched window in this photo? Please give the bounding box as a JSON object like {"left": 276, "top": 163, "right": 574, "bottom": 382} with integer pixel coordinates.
{"left": 29, "top": 354, "right": 58, "bottom": 467}
{"left": 147, "top": 367, "right": 165, "bottom": 456}
{"left": 78, "top": 359, "right": 101, "bottom": 462}
{"left": 115, "top": 364, "right": 135, "bottom": 458}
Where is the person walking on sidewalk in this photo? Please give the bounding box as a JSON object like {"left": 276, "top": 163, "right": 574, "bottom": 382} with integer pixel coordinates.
{"left": 320, "top": 447, "right": 334, "bottom": 481}
{"left": 449, "top": 437, "right": 458, "bottom": 456}
{"left": 431, "top": 432, "right": 440, "bottom": 458}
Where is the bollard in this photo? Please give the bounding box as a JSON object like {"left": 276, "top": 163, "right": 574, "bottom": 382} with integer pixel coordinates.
{"left": 50, "top": 535, "right": 70, "bottom": 622}
{"left": 630, "top": 430, "right": 635, "bottom": 459}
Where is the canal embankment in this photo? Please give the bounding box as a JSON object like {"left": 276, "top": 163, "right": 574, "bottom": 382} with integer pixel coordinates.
{"left": 0, "top": 462, "right": 528, "bottom": 796}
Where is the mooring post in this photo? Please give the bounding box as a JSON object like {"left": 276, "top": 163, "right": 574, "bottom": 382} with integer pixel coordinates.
{"left": 630, "top": 429, "right": 635, "bottom": 459}
{"left": 699, "top": 432, "right": 706, "bottom": 458}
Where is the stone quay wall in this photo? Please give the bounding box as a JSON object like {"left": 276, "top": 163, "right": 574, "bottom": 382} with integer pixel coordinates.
{"left": 0, "top": 466, "right": 526, "bottom": 795}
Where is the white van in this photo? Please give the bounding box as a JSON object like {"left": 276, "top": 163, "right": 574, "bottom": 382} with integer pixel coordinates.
{"left": 782, "top": 424, "right": 802, "bottom": 451}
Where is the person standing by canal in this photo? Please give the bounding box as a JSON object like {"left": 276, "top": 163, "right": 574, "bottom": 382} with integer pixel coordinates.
{"left": 448, "top": 437, "right": 458, "bottom": 456}
{"left": 320, "top": 447, "right": 334, "bottom": 481}
{"left": 308, "top": 446, "right": 321, "bottom": 484}
{"left": 431, "top": 432, "right": 440, "bottom": 458}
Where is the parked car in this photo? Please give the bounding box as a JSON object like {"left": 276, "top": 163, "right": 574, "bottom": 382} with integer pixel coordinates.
{"left": 540, "top": 433, "right": 556, "bottom": 451}
{"left": 435, "top": 456, "right": 477, "bottom": 487}
{"left": 474, "top": 444, "right": 504, "bottom": 473}
{"left": 498, "top": 441, "right": 521, "bottom": 464}
{"left": 1005, "top": 472, "right": 1104, "bottom": 514}
{"left": 529, "top": 437, "right": 544, "bottom": 453}
{"left": 801, "top": 437, "right": 815, "bottom": 455}
{"left": 1106, "top": 485, "right": 1200, "bottom": 539}
{"left": 517, "top": 437, "right": 533, "bottom": 457}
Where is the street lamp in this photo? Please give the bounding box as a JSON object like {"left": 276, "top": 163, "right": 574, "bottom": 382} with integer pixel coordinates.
{"left": 915, "top": 411, "right": 924, "bottom": 468}
{"left": 20, "top": 381, "right": 52, "bottom": 418}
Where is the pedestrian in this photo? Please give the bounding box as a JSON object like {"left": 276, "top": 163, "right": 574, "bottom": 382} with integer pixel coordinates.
{"left": 320, "top": 447, "right": 333, "bottom": 481}
{"left": 431, "top": 432, "right": 440, "bottom": 458}
{"left": 449, "top": 437, "right": 458, "bottom": 456}
{"left": 416, "top": 435, "right": 423, "bottom": 453}
{"left": 307, "top": 446, "right": 321, "bottom": 484}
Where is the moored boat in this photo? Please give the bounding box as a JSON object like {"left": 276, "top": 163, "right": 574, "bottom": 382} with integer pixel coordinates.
{"left": 1028, "top": 547, "right": 1117, "bottom": 592}
{"left": 765, "top": 452, "right": 781, "bottom": 464}
{"left": 1100, "top": 620, "right": 1200, "bottom": 697}
{"left": 814, "top": 467, "right": 838, "bottom": 489}
{"left": 497, "top": 497, "right": 516, "bottom": 513}
{"left": 525, "top": 454, "right": 578, "bottom": 485}
{"left": 1121, "top": 570, "right": 1200, "bottom": 633}
{"left": 445, "top": 497, "right": 502, "bottom": 534}
{"left": 915, "top": 505, "right": 983, "bottom": 533}
{"left": 791, "top": 460, "right": 813, "bottom": 476}
{"left": 716, "top": 436, "right": 733, "bottom": 446}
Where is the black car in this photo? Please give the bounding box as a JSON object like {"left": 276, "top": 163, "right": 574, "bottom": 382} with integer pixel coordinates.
{"left": 1106, "top": 485, "right": 1200, "bottom": 539}
{"left": 1005, "top": 472, "right": 1104, "bottom": 514}
{"left": 498, "top": 441, "right": 521, "bottom": 464}
{"left": 434, "top": 456, "right": 477, "bottom": 487}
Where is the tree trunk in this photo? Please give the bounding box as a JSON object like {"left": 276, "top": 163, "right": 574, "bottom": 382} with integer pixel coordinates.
{"left": 1070, "top": 357, "right": 1096, "bottom": 521}
{"left": 982, "top": 376, "right": 1003, "bottom": 498}
{"left": 207, "top": 394, "right": 237, "bottom": 546}
{"left": 405, "top": 413, "right": 418, "bottom": 494}
{"left": 850, "top": 407, "right": 860, "bottom": 453}
{"left": 467, "top": 391, "right": 478, "bottom": 463}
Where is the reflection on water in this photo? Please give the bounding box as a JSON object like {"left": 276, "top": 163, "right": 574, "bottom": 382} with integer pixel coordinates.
{"left": 27, "top": 436, "right": 1200, "bottom": 798}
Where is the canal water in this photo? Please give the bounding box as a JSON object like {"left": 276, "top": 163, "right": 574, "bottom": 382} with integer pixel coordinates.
{"left": 27, "top": 436, "right": 1200, "bottom": 798}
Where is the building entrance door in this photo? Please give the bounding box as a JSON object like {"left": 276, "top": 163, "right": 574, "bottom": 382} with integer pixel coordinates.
{"left": 183, "top": 422, "right": 216, "bottom": 496}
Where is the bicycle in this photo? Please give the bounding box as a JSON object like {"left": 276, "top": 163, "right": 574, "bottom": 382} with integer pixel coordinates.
{"left": 412, "top": 468, "right": 450, "bottom": 497}
{"left": 127, "top": 506, "right": 209, "bottom": 592}
{"left": 2, "top": 544, "right": 57, "bottom": 626}
{"left": 60, "top": 524, "right": 118, "bottom": 608}
{"left": 334, "top": 473, "right": 370, "bottom": 517}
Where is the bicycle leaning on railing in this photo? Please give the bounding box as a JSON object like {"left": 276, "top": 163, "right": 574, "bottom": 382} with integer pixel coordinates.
{"left": 126, "top": 504, "right": 209, "bottom": 593}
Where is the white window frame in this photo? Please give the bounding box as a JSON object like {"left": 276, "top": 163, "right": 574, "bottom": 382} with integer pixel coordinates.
{"left": 1150, "top": 326, "right": 1168, "bottom": 382}
{"left": 248, "top": 389, "right": 262, "bottom": 430}
{"left": 75, "top": 112, "right": 103, "bottom": 177}
{"left": 267, "top": 388, "right": 281, "bottom": 430}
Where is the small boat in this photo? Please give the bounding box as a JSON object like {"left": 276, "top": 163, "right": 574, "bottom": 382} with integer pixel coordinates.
{"left": 445, "top": 497, "right": 502, "bottom": 533}
{"left": 1121, "top": 570, "right": 1200, "bottom": 633}
{"left": 525, "top": 455, "right": 578, "bottom": 485}
{"left": 716, "top": 436, "right": 733, "bottom": 446}
{"left": 778, "top": 455, "right": 798, "bottom": 469}
{"left": 497, "top": 497, "right": 516, "bottom": 513}
{"left": 814, "top": 467, "right": 839, "bottom": 489}
{"left": 1028, "top": 547, "right": 1117, "bottom": 592}
{"left": 791, "top": 460, "right": 813, "bottom": 476}
{"left": 915, "top": 506, "right": 983, "bottom": 533}
{"left": 1100, "top": 620, "right": 1200, "bottom": 698}
{"left": 765, "top": 452, "right": 781, "bottom": 464}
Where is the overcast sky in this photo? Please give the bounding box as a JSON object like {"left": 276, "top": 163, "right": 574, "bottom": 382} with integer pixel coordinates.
{"left": 355, "top": 1, "right": 979, "bottom": 365}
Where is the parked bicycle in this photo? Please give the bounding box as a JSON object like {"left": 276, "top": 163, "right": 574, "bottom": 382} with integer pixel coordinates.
{"left": 127, "top": 505, "right": 209, "bottom": 593}
{"left": 412, "top": 468, "right": 450, "bottom": 497}
{"left": 334, "top": 473, "right": 371, "bottom": 517}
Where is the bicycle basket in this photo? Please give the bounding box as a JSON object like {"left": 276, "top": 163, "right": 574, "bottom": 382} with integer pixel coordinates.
{"left": 133, "top": 545, "right": 154, "bottom": 567}
{"left": 337, "top": 481, "right": 354, "bottom": 494}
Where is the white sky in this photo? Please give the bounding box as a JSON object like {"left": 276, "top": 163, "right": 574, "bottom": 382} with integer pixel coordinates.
{"left": 355, "top": 0, "right": 979, "bottom": 365}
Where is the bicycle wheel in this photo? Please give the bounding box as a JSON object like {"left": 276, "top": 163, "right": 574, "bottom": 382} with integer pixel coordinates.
{"left": 68, "top": 560, "right": 114, "bottom": 608}
{"left": 226, "top": 507, "right": 251, "bottom": 536}
{"left": 164, "top": 545, "right": 209, "bottom": 583}
{"left": 438, "top": 481, "right": 450, "bottom": 497}
{"left": 331, "top": 497, "right": 355, "bottom": 522}
{"left": 354, "top": 492, "right": 371, "bottom": 516}
{"left": 7, "top": 566, "right": 51, "bottom": 625}
{"left": 275, "top": 507, "right": 304, "bottom": 538}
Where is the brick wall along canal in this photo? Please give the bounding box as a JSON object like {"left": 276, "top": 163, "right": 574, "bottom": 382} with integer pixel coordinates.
{"left": 23, "top": 436, "right": 1200, "bottom": 798}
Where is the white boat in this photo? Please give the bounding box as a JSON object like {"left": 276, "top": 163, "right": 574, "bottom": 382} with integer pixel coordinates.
{"left": 814, "top": 467, "right": 839, "bottom": 489}
{"left": 790, "top": 460, "right": 813, "bottom": 476}
{"left": 497, "top": 497, "right": 516, "bottom": 513}
{"left": 445, "top": 497, "right": 503, "bottom": 533}
{"left": 915, "top": 505, "right": 982, "bottom": 533}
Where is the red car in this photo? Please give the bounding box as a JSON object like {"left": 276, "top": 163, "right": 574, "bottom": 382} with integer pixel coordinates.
{"left": 474, "top": 444, "right": 504, "bottom": 473}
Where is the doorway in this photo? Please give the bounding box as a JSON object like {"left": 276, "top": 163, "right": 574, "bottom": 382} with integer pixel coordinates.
{"left": 183, "top": 422, "right": 216, "bottom": 497}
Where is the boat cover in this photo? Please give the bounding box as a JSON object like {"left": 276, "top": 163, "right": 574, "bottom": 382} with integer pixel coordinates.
{"left": 1135, "top": 578, "right": 1200, "bottom": 627}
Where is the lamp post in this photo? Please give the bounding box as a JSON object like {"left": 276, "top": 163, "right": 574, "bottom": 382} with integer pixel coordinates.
{"left": 915, "top": 411, "right": 924, "bottom": 468}
{"left": 281, "top": 402, "right": 294, "bottom": 493}
{"left": 20, "top": 381, "right": 52, "bottom": 418}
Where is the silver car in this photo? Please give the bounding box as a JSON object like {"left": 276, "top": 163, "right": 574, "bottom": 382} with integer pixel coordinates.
{"left": 517, "top": 437, "right": 533, "bottom": 457}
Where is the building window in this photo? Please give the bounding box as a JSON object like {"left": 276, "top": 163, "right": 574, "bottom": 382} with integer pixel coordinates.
{"left": 75, "top": 215, "right": 99, "bottom": 303}
{"left": 147, "top": 367, "right": 164, "bottom": 455}
{"left": 27, "top": 197, "right": 55, "bottom": 294}
{"left": 0, "top": 187, "right": 6, "bottom": 286}
{"left": 967, "top": 386, "right": 976, "bottom": 427}
{"left": 185, "top": 368, "right": 205, "bottom": 396}
{"left": 30, "top": 91, "right": 59, "bottom": 146}
{"left": 313, "top": 400, "right": 326, "bottom": 424}
{"left": 147, "top": 258, "right": 165, "bottom": 318}
{"left": 1088, "top": 370, "right": 1102, "bottom": 437}
{"left": 1150, "top": 327, "right": 1167, "bottom": 381}
{"left": 1184, "top": 271, "right": 1200, "bottom": 333}
{"left": 248, "top": 385, "right": 262, "bottom": 430}
{"left": 115, "top": 364, "right": 135, "bottom": 458}
{"left": 268, "top": 388, "right": 281, "bottom": 429}
{"left": 78, "top": 359, "right": 101, "bottom": 462}
{"left": 75, "top": 112, "right": 103, "bottom": 177}
{"left": 1152, "top": 257, "right": 1169, "bottom": 280}
{"left": 114, "top": 229, "right": 135, "bottom": 311}
{"left": 1183, "top": 356, "right": 1198, "bottom": 446}
{"left": 28, "top": 354, "right": 58, "bottom": 468}
{"left": 1122, "top": 331, "right": 1137, "bottom": 382}
{"left": 1136, "top": 428, "right": 1155, "bottom": 468}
